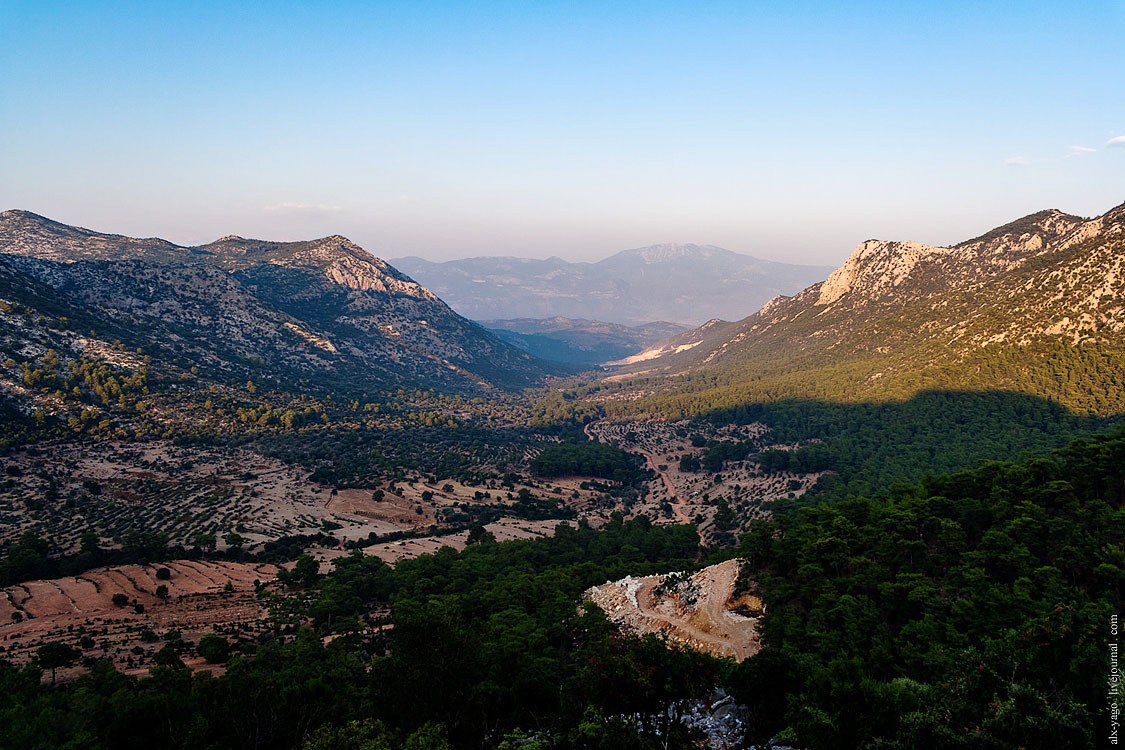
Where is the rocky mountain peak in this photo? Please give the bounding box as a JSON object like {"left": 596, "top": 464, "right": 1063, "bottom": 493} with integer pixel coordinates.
{"left": 816, "top": 240, "right": 946, "bottom": 306}
{"left": 613, "top": 243, "right": 727, "bottom": 264}
{"left": 953, "top": 208, "right": 1083, "bottom": 250}
{"left": 812, "top": 207, "right": 1095, "bottom": 308}
{"left": 0, "top": 212, "right": 557, "bottom": 391}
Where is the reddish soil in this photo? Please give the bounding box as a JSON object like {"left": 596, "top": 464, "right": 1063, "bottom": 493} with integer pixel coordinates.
{"left": 1, "top": 560, "right": 278, "bottom": 680}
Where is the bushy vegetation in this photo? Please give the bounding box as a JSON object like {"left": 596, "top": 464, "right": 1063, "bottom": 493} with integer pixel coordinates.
{"left": 530, "top": 440, "right": 645, "bottom": 483}
{"left": 725, "top": 427, "right": 1125, "bottom": 747}
{"left": 0, "top": 517, "right": 712, "bottom": 749}
{"left": 4, "top": 428, "right": 1121, "bottom": 747}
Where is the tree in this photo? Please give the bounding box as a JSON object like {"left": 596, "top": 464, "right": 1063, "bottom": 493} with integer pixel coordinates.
{"left": 36, "top": 641, "right": 78, "bottom": 685}
{"left": 194, "top": 533, "right": 217, "bottom": 554}
{"left": 155, "top": 584, "right": 169, "bottom": 599}
{"left": 302, "top": 719, "right": 451, "bottom": 750}
{"left": 111, "top": 593, "right": 129, "bottom": 607}
{"left": 465, "top": 525, "right": 496, "bottom": 545}
{"left": 292, "top": 554, "right": 320, "bottom": 587}
{"left": 152, "top": 644, "right": 183, "bottom": 668}
{"left": 197, "top": 633, "right": 230, "bottom": 664}
{"left": 155, "top": 567, "right": 172, "bottom": 580}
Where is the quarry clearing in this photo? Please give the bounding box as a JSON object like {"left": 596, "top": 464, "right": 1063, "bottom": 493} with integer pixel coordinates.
{"left": 584, "top": 558, "right": 762, "bottom": 661}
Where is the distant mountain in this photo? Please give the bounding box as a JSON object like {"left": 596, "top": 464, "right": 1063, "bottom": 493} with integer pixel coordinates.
{"left": 0, "top": 210, "right": 562, "bottom": 394}
{"left": 481, "top": 317, "right": 687, "bottom": 367}
{"left": 611, "top": 202, "right": 1125, "bottom": 415}
{"left": 392, "top": 243, "right": 833, "bottom": 326}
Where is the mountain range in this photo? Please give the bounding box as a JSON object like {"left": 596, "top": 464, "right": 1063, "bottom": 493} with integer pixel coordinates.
{"left": 611, "top": 201, "right": 1125, "bottom": 415}
{"left": 0, "top": 210, "right": 561, "bottom": 395}
{"left": 482, "top": 317, "right": 687, "bottom": 367}
{"left": 392, "top": 244, "right": 833, "bottom": 326}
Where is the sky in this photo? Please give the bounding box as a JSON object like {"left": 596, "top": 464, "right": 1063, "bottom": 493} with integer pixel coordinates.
{"left": 1, "top": 1, "right": 1123, "bottom": 265}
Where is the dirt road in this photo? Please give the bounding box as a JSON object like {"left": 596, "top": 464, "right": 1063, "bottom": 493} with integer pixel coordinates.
{"left": 585, "top": 559, "right": 761, "bottom": 661}
{"left": 584, "top": 420, "right": 693, "bottom": 524}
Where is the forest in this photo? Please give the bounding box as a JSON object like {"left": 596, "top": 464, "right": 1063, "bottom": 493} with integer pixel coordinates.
{"left": 692, "top": 390, "right": 1113, "bottom": 505}
{"left": 3, "top": 427, "right": 1122, "bottom": 749}
{"left": 529, "top": 441, "right": 646, "bottom": 483}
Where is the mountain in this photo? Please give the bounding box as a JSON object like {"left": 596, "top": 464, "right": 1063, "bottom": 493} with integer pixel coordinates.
{"left": 391, "top": 243, "right": 833, "bottom": 326}
{"left": 481, "top": 317, "right": 688, "bottom": 367}
{"left": 0, "top": 210, "right": 562, "bottom": 394}
{"left": 610, "top": 202, "right": 1125, "bottom": 415}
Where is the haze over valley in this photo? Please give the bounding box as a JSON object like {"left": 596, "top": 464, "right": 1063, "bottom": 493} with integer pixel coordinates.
{"left": 2, "top": 2, "right": 1123, "bottom": 748}
{"left": 393, "top": 244, "right": 832, "bottom": 327}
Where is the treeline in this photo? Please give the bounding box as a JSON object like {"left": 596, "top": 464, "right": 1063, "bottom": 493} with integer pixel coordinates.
{"left": 530, "top": 441, "right": 646, "bottom": 483}
{"left": 0, "top": 530, "right": 335, "bottom": 588}
{"left": 1, "top": 518, "right": 713, "bottom": 749}
{"left": 5, "top": 429, "right": 1123, "bottom": 747}
{"left": 724, "top": 427, "right": 1125, "bottom": 747}
{"left": 1, "top": 529, "right": 172, "bottom": 588}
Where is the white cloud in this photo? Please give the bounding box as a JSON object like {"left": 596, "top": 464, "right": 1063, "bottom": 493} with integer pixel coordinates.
{"left": 1107, "top": 135, "right": 1125, "bottom": 147}
{"left": 1064, "top": 145, "right": 1096, "bottom": 158}
{"left": 1004, "top": 156, "right": 1029, "bottom": 166}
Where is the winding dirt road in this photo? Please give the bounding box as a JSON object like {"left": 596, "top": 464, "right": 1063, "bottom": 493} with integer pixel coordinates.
{"left": 586, "top": 559, "right": 761, "bottom": 661}
{"left": 584, "top": 421, "right": 693, "bottom": 524}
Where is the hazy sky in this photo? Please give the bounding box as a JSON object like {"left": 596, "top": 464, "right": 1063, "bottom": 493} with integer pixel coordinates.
{"left": 2, "top": 1, "right": 1122, "bottom": 265}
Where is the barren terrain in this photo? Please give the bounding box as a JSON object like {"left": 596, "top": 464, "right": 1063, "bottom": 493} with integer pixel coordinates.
{"left": 587, "top": 419, "right": 824, "bottom": 539}
{"left": 0, "top": 440, "right": 611, "bottom": 554}
{"left": 1, "top": 559, "right": 278, "bottom": 679}
{"left": 584, "top": 558, "right": 762, "bottom": 661}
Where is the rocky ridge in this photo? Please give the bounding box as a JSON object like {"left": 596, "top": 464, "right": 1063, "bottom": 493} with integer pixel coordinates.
{"left": 609, "top": 201, "right": 1125, "bottom": 409}
{"left": 0, "top": 210, "right": 559, "bottom": 393}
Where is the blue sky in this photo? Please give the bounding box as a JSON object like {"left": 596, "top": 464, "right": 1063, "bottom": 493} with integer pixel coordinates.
{"left": 1, "top": 1, "right": 1122, "bottom": 264}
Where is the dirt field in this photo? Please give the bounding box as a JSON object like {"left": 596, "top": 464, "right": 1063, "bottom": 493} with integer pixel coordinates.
{"left": 0, "top": 440, "right": 610, "bottom": 555}
{"left": 586, "top": 419, "right": 825, "bottom": 538}
{"left": 1, "top": 559, "right": 278, "bottom": 679}
{"left": 584, "top": 558, "right": 762, "bottom": 661}
{"left": 359, "top": 517, "right": 577, "bottom": 565}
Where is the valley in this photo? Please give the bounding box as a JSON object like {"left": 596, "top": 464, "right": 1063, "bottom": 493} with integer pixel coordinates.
{"left": 393, "top": 244, "right": 832, "bottom": 327}
{"left": 1, "top": 203, "right": 1122, "bottom": 749}
{"left": 7, "top": 4, "right": 1122, "bottom": 746}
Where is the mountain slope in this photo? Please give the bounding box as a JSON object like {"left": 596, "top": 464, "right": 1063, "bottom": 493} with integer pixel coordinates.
{"left": 0, "top": 210, "right": 561, "bottom": 393}
{"left": 392, "top": 244, "right": 832, "bottom": 326}
{"left": 482, "top": 317, "right": 687, "bottom": 367}
{"left": 609, "top": 202, "right": 1125, "bottom": 416}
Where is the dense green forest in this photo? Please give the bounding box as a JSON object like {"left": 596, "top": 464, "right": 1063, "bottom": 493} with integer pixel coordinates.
{"left": 4, "top": 429, "right": 1122, "bottom": 748}
{"left": 692, "top": 390, "right": 1113, "bottom": 505}
{"left": 530, "top": 441, "right": 647, "bottom": 483}
{"left": 726, "top": 427, "right": 1124, "bottom": 747}
{"left": 595, "top": 315, "right": 1125, "bottom": 420}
